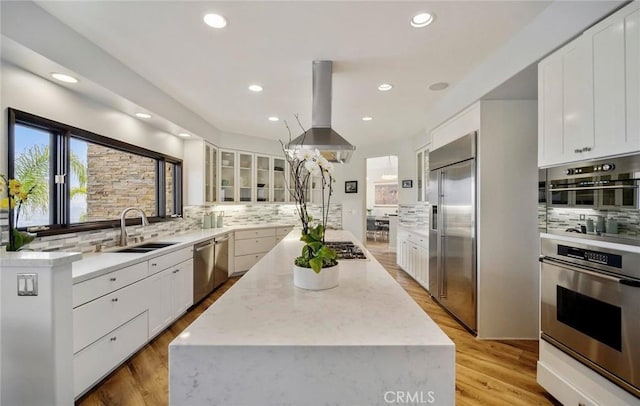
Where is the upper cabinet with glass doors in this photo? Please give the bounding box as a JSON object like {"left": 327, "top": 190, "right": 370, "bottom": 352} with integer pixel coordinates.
{"left": 417, "top": 146, "right": 429, "bottom": 202}
{"left": 255, "top": 155, "right": 271, "bottom": 202}
{"left": 273, "top": 157, "right": 288, "bottom": 202}
{"left": 238, "top": 152, "right": 254, "bottom": 202}
{"left": 219, "top": 149, "right": 236, "bottom": 202}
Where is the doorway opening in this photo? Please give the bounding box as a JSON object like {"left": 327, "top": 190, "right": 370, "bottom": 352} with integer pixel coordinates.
{"left": 365, "top": 156, "right": 398, "bottom": 246}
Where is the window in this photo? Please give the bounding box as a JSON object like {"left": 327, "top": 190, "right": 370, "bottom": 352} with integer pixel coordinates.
{"left": 8, "top": 109, "right": 182, "bottom": 234}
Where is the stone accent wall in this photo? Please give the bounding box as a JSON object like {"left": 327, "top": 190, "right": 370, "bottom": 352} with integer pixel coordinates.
{"left": 86, "top": 144, "right": 156, "bottom": 220}
{"left": 398, "top": 203, "right": 430, "bottom": 227}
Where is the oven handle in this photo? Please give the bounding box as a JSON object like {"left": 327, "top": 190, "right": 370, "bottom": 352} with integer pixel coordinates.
{"left": 540, "top": 256, "right": 640, "bottom": 287}
{"left": 548, "top": 185, "right": 638, "bottom": 191}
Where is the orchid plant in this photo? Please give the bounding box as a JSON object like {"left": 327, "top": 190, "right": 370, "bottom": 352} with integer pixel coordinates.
{"left": 1, "top": 175, "right": 37, "bottom": 251}
{"left": 281, "top": 118, "right": 338, "bottom": 273}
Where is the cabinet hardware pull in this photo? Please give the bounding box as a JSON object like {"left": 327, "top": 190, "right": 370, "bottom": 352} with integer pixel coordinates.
{"left": 109, "top": 277, "right": 116, "bottom": 282}
{"left": 110, "top": 337, "right": 117, "bottom": 342}
{"left": 583, "top": 146, "right": 591, "bottom": 152}
{"left": 151, "top": 263, "right": 157, "bottom": 267}
{"left": 574, "top": 148, "right": 582, "bottom": 153}
{"left": 112, "top": 298, "right": 118, "bottom": 302}
{"left": 173, "top": 269, "right": 179, "bottom": 274}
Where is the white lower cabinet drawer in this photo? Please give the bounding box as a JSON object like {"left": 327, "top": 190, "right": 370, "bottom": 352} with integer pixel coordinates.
{"left": 235, "top": 228, "right": 275, "bottom": 240}
{"left": 74, "top": 311, "right": 148, "bottom": 398}
{"left": 73, "top": 261, "right": 148, "bottom": 308}
{"left": 276, "top": 226, "right": 294, "bottom": 237}
{"left": 235, "top": 252, "right": 266, "bottom": 272}
{"left": 73, "top": 277, "right": 149, "bottom": 353}
{"left": 149, "top": 246, "right": 193, "bottom": 275}
{"left": 235, "top": 236, "right": 275, "bottom": 256}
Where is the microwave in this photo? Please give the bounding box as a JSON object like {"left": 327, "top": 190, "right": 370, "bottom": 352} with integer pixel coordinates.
{"left": 543, "top": 155, "right": 640, "bottom": 210}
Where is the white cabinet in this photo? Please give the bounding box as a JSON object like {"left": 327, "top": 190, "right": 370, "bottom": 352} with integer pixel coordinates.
{"left": 255, "top": 154, "right": 271, "bottom": 202}
{"left": 587, "top": 3, "right": 640, "bottom": 157}
{"left": 275, "top": 225, "right": 294, "bottom": 244}
{"left": 238, "top": 152, "right": 254, "bottom": 202}
{"left": 148, "top": 259, "right": 193, "bottom": 338}
{"left": 416, "top": 147, "right": 429, "bottom": 202}
{"left": 72, "top": 245, "right": 194, "bottom": 398}
{"left": 183, "top": 140, "right": 218, "bottom": 205}
{"left": 74, "top": 311, "right": 148, "bottom": 398}
{"left": 396, "top": 229, "right": 429, "bottom": 290}
{"left": 220, "top": 149, "right": 237, "bottom": 202}
{"left": 538, "top": 37, "right": 594, "bottom": 167}
{"left": 539, "top": 2, "right": 640, "bottom": 167}
{"left": 273, "top": 157, "right": 288, "bottom": 202}
{"left": 234, "top": 228, "right": 277, "bottom": 273}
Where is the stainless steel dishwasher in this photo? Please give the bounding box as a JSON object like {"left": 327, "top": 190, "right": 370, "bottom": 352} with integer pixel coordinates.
{"left": 193, "top": 239, "right": 215, "bottom": 304}
{"left": 212, "top": 234, "right": 229, "bottom": 290}
{"left": 193, "top": 234, "right": 230, "bottom": 304}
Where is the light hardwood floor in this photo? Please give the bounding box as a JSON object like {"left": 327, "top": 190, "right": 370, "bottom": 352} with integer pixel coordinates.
{"left": 77, "top": 240, "right": 559, "bottom": 406}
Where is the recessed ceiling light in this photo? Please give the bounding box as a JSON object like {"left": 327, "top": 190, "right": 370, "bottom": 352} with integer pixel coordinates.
{"left": 135, "top": 112, "right": 151, "bottom": 119}
{"left": 411, "top": 12, "right": 435, "bottom": 28}
{"left": 177, "top": 132, "right": 191, "bottom": 138}
{"left": 378, "top": 83, "right": 393, "bottom": 91}
{"left": 203, "top": 13, "right": 227, "bottom": 28}
{"left": 362, "top": 116, "right": 373, "bottom": 121}
{"left": 429, "top": 82, "right": 449, "bottom": 91}
{"left": 248, "top": 84, "right": 263, "bottom": 92}
{"left": 51, "top": 73, "right": 78, "bottom": 83}
{"left": 268, "top": 116, "right": 279, "bottom": 122}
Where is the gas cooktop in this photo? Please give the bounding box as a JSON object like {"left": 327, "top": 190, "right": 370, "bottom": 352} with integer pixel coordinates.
{"left": 324, "top": 241, "right": 368, "bottom": 260}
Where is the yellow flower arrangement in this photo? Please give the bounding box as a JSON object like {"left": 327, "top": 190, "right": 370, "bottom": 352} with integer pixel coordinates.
{"left": 1, "top": 175, "right": 37, "bottom": 251}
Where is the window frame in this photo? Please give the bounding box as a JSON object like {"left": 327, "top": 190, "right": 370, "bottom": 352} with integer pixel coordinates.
{"left": 7, "top": 108, "right": 183, "bottom": 237}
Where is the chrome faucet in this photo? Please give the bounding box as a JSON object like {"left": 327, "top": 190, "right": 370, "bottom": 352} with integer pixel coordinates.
{"left": 119, "top": 207, "right": 150, "bottom": 246}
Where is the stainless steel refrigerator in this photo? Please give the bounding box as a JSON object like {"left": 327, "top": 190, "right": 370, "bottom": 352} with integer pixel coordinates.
{"left": 429, "top": 132, "right": 477, "bottom": 333}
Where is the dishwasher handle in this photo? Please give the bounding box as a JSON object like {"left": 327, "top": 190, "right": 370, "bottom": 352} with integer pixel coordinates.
{"left": 215, "top": 235, "right": 229, "bottom": 243}
{"left": 195, "top": 242, "right": 214, "bottom": 252}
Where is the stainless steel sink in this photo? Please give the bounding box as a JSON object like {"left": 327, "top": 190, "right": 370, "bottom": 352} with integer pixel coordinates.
{"left": 114, "top": 242, "right": 177, "bottom": 253}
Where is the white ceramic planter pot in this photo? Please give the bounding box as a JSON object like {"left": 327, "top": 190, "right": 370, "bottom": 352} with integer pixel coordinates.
{"left": 293, "top": 263, "right": 340, "bottom": 291}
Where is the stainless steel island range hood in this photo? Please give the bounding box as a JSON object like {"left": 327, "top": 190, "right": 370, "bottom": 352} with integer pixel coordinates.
{"left": 287, "top": 60, "right": 355, "bottom": 163}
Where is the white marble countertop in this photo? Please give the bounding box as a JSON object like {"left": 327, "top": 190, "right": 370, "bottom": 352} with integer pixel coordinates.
{"left": 398, "top": 224, "right": 430, "bottom": 238}
{"left": 171, "top": 229, "right": 451, "bottom": 347}
{"left": 72, "top": 223, "right": 294, "bottom": 283}
{"left": 0, "top": 250, "right": 82, "bottom": 268}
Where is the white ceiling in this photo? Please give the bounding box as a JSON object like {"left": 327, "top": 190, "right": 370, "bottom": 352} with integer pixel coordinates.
{"left": 28, "top": 1, "right": 551, "bottom": 146}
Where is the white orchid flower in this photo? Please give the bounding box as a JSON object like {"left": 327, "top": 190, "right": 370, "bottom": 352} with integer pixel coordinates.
{"left": 318, "top": 155, "right": 330, "bottom": 169}
{"left": 304, "top": 159, "right": 321, "bottom": 176}
{"left": 296, "top": 148, "right": 314, "bottom": 162}
{"left": 324, "top": 161, "right": 334, "bottom": 177}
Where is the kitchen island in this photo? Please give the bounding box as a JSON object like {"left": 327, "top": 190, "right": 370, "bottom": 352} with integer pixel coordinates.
{"left": 169, "top": 230, "right": 454, "bottom": 405}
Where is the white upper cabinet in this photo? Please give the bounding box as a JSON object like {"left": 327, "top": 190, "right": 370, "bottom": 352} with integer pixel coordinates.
{"left": 538, "top": 37, "right": 593, "bottom": 167}
{"left": 220, "top": 149, "right": 237, "bottom": 202}
{"left": 238, "top": 152, "right": 254, "bottom": 202}
{"left": 539, "top": 2, "right": 640, "bottom": 167}
{"left": 183, "top": 140, "right": 218, "bottom": 205}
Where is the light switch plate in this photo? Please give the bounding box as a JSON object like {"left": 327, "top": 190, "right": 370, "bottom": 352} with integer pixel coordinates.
{"left": 17, "top": 273, "right": 38, "bottom": 296}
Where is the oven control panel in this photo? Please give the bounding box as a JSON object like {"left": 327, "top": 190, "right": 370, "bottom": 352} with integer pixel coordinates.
{"left": 564, "top": 163, "right": 615, "bottom": 175}
{"left": 558, "top": 245, "right": 622, "bottom": 268}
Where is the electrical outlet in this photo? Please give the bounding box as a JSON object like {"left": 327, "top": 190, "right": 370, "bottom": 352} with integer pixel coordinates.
{"left": 17, "top": 273, "right": 38, "bottom": 296}
{"left": 579, "top": 214, "right": 586, "bottom": 220}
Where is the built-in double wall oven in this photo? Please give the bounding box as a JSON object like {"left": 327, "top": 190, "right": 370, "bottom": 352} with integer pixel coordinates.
{"left": 544, "top": 155, "right": 640, "bottom": 209}
{"left": 540, "top": 238, "right": 640, "bottom": 398}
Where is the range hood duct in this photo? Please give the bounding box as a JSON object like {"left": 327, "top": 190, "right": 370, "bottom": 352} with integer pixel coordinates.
{"left": 287, "top": 60, "right": 355, "bottom": 164}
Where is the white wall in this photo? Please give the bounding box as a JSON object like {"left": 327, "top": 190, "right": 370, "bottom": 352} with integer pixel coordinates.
{"left": 0, "top": 61, "right": 184, "bottom": 175}
{"left": 366, "top": 156, "right": 398, "bottom": 217}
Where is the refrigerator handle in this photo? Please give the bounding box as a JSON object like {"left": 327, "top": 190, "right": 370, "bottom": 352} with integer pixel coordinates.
{"left": 439, "top": 170, "right": 447, "bottom": 299}
{"left": 431, "top": 205, "right": 437, "bottom": 231}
